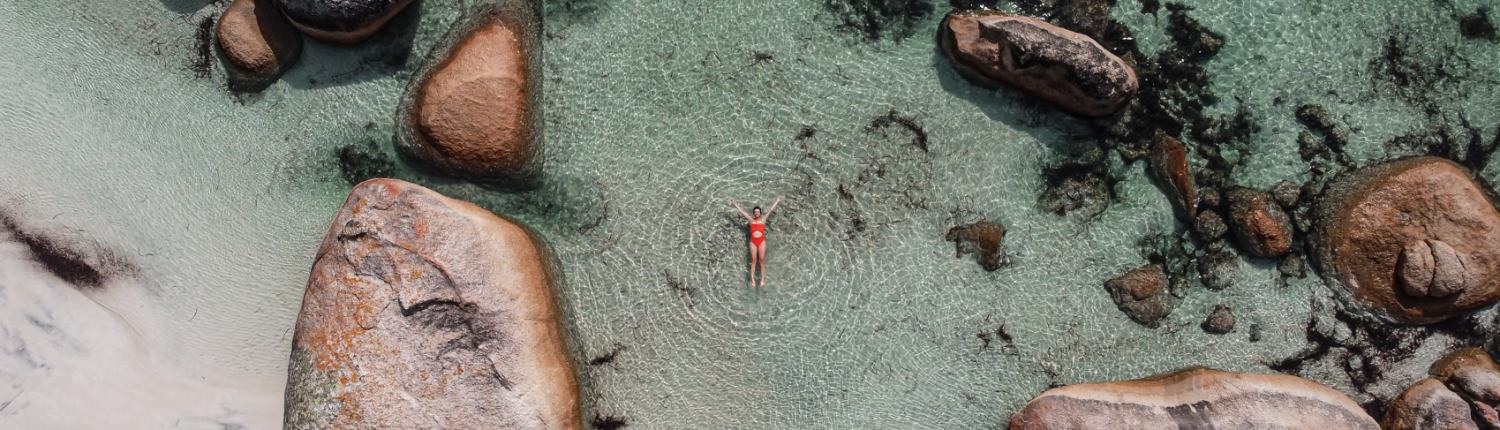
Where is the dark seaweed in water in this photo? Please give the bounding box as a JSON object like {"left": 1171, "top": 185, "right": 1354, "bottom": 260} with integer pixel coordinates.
{"left": 0, "top": 211, "right": 132, "bottom": 288}
{"left": 337, "top": 142, "right": 396, "bottom": 186}
{"left": 1038, "top": 147, "right": 1115, "bottom": 218}
{"left": 591, "top": 415, "right": 628, "bottom": 430}
{"left": 191, "top": 14, "right": 215, "bottom": 78}
{"left": 823, "top": 0, "right": 933, "bottom": 41}
{"left": 1369, "top": 32, "right": 1470, "bottom": 115}
{"left": 1459, "top": 6, "right": 1497, "bottom": 41}
{"left": 867, "top": 109, "right": 929, "bottom": 152}
{"left": 1264, "top": 297, "right": 1500, "bottom": 416}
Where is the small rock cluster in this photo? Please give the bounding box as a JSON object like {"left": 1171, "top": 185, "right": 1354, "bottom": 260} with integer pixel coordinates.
{"left": 213, "top": 0, "right": 417, "bottom": 91}
{"left": 1383, "top": 348, "right": 1500, "bottom": 429}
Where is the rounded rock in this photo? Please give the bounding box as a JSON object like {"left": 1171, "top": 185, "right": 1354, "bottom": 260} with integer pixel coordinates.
{"left": 277, "top": 0, "right": 415, "bottom": 44}
{"left": 1312, "top": 156, "right": 1500, "bottom": 324}
{"left": 1430, "top": 240, "right": 1471, "bottom": 298}
{"left": 1225, "top": 187, "right": 1295, "bottom": 258}
{"left": 1007, "top": 368, "right": 1378, "bottom": 429}
{"left": 1399, "top": 240, "right": 1437, "bottom": 297}
{"left": 395, "top": 5, "right": 542, "bottom": 186}
{"left": 940, "top": 10, "right": 1138, "bottom": 117}
{"left": 215, "top": 0, "right": 301, "bottom": 91}
{"left": 1201, "top": 304, "right": 1234, "bottom": 334}
{"left": 1381, "top": 378, "right": 1478, "bottom": 430}
{"left": 1104, "top": 264, "right": 1172, "bottom": 328}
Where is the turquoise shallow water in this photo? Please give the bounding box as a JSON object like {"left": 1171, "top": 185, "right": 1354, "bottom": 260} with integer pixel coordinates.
{"left": 2, "top": 0, "right": 1500, "bottom": 427}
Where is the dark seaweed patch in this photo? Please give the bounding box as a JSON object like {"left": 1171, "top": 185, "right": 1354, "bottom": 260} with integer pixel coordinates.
{"left": 1369, "top": 33, "right": 1470, "bottom": 114}
{"left": 589, "top": 344, "right": 627, "bottom": 366}
{"left": 591, "top": 415, "right": 628, "bottom": 430}
{"left": 1459, "top": 6, "right": 1497, "bottom": 41}
{"left": 0, "top": 212, "right": 134, "bottom": 288}
{"left": 191, "top": 14, "right": 215, "bottom": 78}
{"left": 866, "top": 109, "right": 929, "bottom": 152}
{"left": 823, "top": 0, "right": 933, "bottom": 42}
{"left": 337, "top": 142, "right": 396, "bottom": 186}
{"left": 1038, "top": 147, "right": 1114, "bottom": 218}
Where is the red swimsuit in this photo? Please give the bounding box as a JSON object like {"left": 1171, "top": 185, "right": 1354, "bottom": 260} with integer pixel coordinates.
{"left": 750, "top": 222, "right": 766, "bottom": 247}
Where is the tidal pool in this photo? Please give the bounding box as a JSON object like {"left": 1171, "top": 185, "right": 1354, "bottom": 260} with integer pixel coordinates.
{"left": 2, "top": 0, "right": 1499, "bottom": 428}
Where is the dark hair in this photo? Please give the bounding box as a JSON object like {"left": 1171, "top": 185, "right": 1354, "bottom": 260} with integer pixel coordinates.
{"left": 752, "top": 206, "right": 762, "bottom": 213}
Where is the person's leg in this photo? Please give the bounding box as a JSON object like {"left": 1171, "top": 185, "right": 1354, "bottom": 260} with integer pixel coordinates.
{"left": 748, "top": 243, "right": 758, "bottom": 288}
{"left": 757, "top": 244, "right": 767, "bottom": 287}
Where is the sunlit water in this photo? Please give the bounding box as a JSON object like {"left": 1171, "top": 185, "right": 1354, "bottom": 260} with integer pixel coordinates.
{"left": 2, "top": 0, "right": 1499, "bottom": 427}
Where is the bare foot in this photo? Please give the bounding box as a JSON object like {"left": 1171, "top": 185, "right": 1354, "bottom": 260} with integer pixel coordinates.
{"left": 760, "top": 279, "right": 766, "bottom": 288}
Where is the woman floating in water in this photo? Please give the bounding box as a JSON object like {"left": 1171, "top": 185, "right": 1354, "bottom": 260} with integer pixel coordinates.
{"left": 730, "top": 196, "right": 782, "bottom": 288}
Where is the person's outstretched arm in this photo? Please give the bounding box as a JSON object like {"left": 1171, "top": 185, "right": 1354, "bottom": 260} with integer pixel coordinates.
{"left": 764, "top": 196, "right": 784, "bottom": 218}
{"left": 729, "top": 198, "right": 752, "bottom": 221}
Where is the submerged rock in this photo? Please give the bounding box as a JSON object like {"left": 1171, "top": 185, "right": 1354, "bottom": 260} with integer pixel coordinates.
{"left": 1194, "top": 210, "right": 1227, "bottom": 241}
{"left": 1225, "top": 187, "right": 1293, "bottom": 258}
{"left": 1007, "top": 368, "right": 1378, "bottom": 429}
{"left": 278, "top": 0, "right": 415, "bottom": 44}
{"left": 1104, "top": 264, "right": 1172, "bottom": 327}
{"left": 1197, "top": 247, "right": 1238, "bottom": 290}
{"left": 284, "top": 179, "right": 580, "bottom": 429}
{"left": 940, "top": 10, "right": 1138, "bottom": 117}
{"left": 1148, "top": 133, "right": 1197, "bottom": 220}
{"left": 396, "top": 4, "right": 542, "bottom": 187}
{"left": 1382, "top": 378, "right": 1479, "bottom": 430}
{"left": 215, "top": 0, "right": 301, "bottom": 92}
{"left": 1312, "top": 156, "right": 1500, "bottom": 324}
{"left": 1201, "top": 304, "right": 1234, "bottom": 334}
{"left": 946, "top": 219, "right": 1007, "bottom": 271}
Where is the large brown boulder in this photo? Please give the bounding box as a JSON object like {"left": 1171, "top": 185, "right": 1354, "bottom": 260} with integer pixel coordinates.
{"left": 940, "top": 10, "right": 1138, "bottom": 117}
{"left": 395, "top": 4, "right": 541, "bottom": 187}
{"left": 277, "top": 0, "right": 415, "bottom": 44}
{"left": 1007, "top": 368, "right": 1377, "bottom": 429}
{"left": 1312, "top": 156, "right": 1500, "bottom": 324}
{"left": 284, "top": 179, "right": 580, "bottom": 429}
{"left": 215, "top": 0, "right": 301, "bottom": 92}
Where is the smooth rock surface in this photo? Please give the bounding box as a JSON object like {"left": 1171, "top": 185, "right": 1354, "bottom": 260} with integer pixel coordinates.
{"left": 215, "top": 0, "right": 301, "bottom": 91}
{"left": 284, "top": 179, "right": 580, "bottom": 429}
{"left": 1104, "top": 264, "right": 1172, "bottom": 328}
{"left": 277, "top": 0, "right": 414, "bottom": 44}
{"left": 396, "top": 5, "right": 541, "bottom": 186}
{"left": 1225, "top": 187, "right": 1293, "bottom": 258}
{"left": 1007, "top": 368, "right": 1378, "bottom": 429}
{"left": 1312, "top": 156, "right": 1500, "bottom": 324}
{"left": 1149, "top": 133, "right": 1197, "bottom": 221}
{"left": 1381, "top": 378, "right": 1479, "bottom": 430}
{"left": 940, "top": 10, "right": 1138, "bottom": 117}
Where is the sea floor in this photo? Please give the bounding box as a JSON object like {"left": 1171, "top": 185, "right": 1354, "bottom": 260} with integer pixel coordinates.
{"left": 2, "top": 0, "right": 1500, "bottom": 427}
